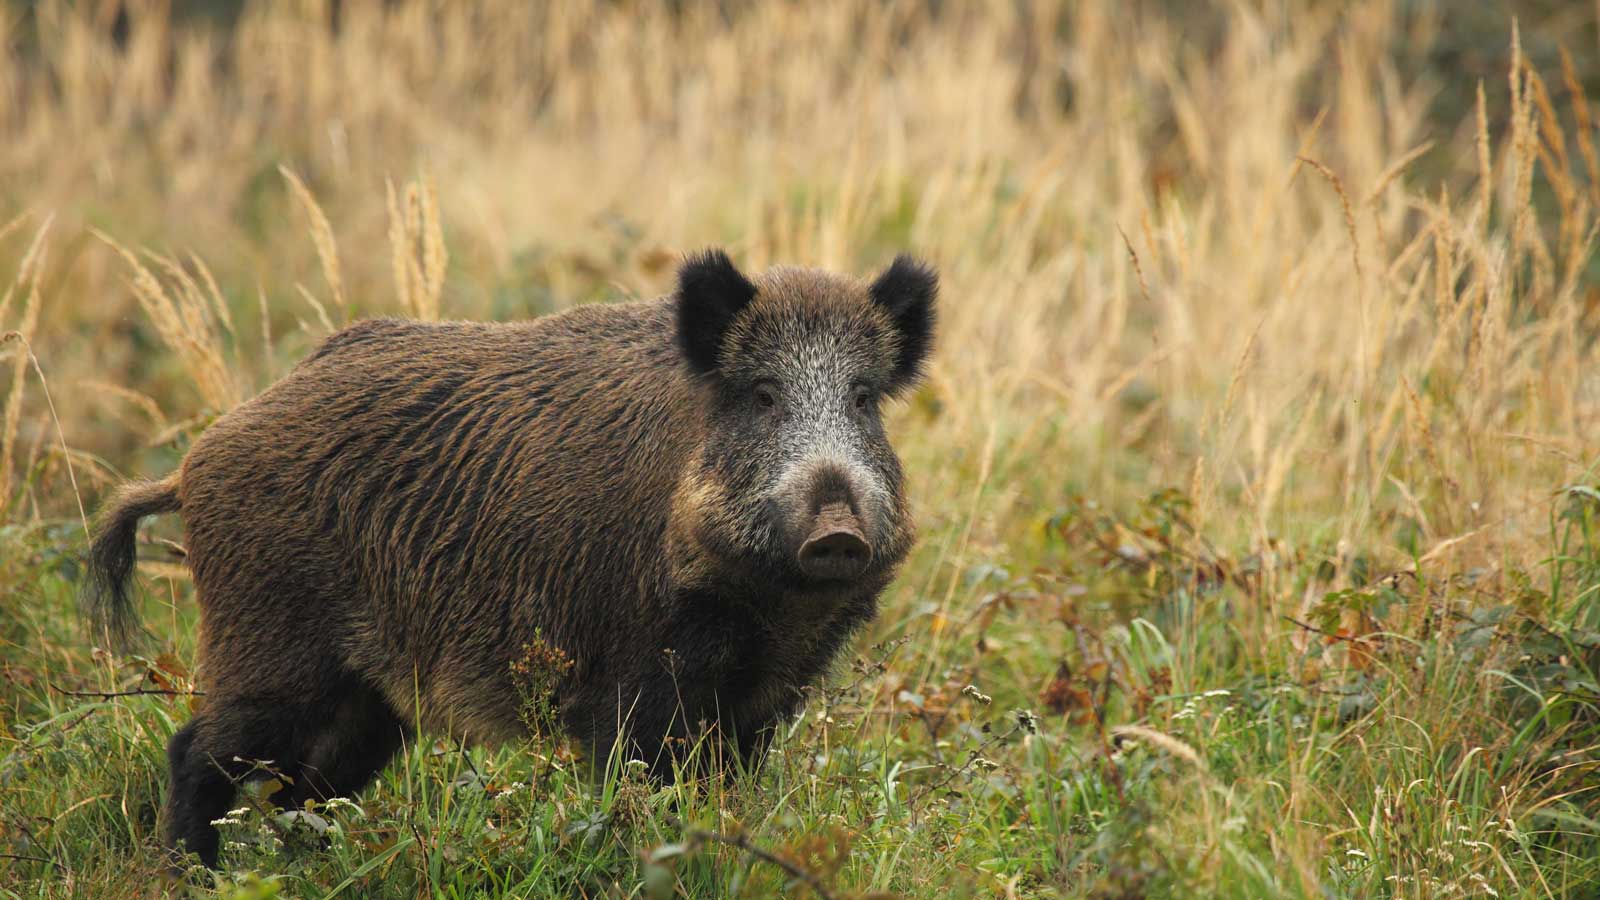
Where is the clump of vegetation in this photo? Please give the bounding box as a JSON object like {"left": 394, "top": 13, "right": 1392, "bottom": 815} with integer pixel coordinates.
{"left": 2, "top": 2, "right": 1598, "bottom": 897}
{"left": 511, "top": 632, "right": 576, "bottom": 745}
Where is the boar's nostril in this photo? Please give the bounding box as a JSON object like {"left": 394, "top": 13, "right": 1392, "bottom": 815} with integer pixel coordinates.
{"left": 797, "top": 502, "right": 872, "bottom": 581}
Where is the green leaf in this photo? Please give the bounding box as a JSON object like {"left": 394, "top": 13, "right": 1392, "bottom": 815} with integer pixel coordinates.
{"left": 321, "top": 837, "right": 414, "bottom": 900}
{"left": 643, "top": 861, "right": 677, "bottom": 900}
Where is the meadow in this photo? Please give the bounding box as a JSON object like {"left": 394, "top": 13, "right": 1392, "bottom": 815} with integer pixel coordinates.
{"left": 2, "top": 1, "right": 1599, "bottom": 897}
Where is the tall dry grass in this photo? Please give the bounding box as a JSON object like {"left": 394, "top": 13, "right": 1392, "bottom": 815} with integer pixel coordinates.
{"left": 0, "top": 0, "right": 1593, "bottom": 662}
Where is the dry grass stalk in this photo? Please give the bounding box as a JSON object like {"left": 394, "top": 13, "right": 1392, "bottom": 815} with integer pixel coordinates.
{"left": 387, "top": 173, "right": 449, "bottom": 321}
{"left": 76, "top": 379, "right": 168, "bottom": 433}
{"left": 0, "top": 1, "right": 1575, "bottom": 576}
{"left": 1109, "top": 724, "right": 1204, "bottom": 770}
{"left": 0, "top": 219, "right": 50, "bottom": 518}
{"left": 94, "top": 232, "right": 240, "bottom": 413}
{"left": 1364, "top": 141, "right": 1435, "bottom": 207}
{"left": 2, "top": 331, "right": 89, "bottom": 531}
{"left": 0, "top": 212, "right": 29, "bottom": 249}
{"left": 1295, "top": 156, "right": 1362, "bottom": 279}
{"left": 1559, "top": 46, "right": 1600, "bottom": 206}
{"left": 280, "top": 165, "right": 348, "bottom": 322}
{"left": 1475, "top": 80, "right": 1493, "bottom": 237}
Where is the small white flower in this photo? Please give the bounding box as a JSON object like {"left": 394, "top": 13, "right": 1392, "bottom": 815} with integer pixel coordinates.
{"left": 495, "top": 780, "right": 529, "bottom": 798}
{"left": 1201, "top": 689, "right": 1232, "bottom": 699}
{"left": 320, "top": 797, "right": 364, "bottom": 815}
{"left": 1012, "top": 709, "right": 1040, "bottom": 734}
{"left": 1345, "top": 849, "right": 1368, "bottom": 859}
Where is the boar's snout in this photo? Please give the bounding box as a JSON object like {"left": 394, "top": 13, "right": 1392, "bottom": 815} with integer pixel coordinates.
{"left": 797, "top": 501, "right": 873, "bottom": 582}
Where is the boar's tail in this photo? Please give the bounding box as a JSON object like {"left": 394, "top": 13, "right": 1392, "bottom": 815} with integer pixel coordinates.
{"left": 83, "top": 472, "right": 181, "bottom": 650}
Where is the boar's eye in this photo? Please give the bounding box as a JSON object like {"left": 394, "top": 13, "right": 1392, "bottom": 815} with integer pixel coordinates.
{"left": 754, "top": 383, "right": 778, "bottom": 409}
{"left": 852, "top": 385, "right": 875, "bottom": 412}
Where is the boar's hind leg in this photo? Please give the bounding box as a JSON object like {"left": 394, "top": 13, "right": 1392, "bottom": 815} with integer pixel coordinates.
{"left": 290, "top": 677, "right": 411, "bottom": 804}
{"left": 163, "top": 681, "right": 407, "bottom": 869}
{"left": 162, "top": 699, "right": 295, "bottom": 869}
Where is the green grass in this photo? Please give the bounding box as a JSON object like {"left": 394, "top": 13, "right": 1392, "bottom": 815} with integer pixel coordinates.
{"left": 3, "top": 486, "right": 1598, "bottom": 897}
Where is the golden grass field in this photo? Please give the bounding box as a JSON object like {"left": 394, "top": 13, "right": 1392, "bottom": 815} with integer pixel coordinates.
{"left": 2, "top": 2, "right": 1599, "bottom": 897}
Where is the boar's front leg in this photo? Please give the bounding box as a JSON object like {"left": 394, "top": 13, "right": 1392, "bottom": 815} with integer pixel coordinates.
{"left": 607, "top": 608, "right": 755, "bottom": 779}
{"left": 614, "top": 648, "right": 728, "bottom": 781}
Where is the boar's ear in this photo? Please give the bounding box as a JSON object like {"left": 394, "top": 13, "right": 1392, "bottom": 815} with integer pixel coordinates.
{"left": 870, "top": 254, "right": 938, "bottom": 390}
{"left": 676, "top": 249, "right": 758, "bottom": 375}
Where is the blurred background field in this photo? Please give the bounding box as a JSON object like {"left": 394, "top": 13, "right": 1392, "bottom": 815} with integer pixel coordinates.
{"left": 2, "top": 1, "right": 1599, "bottom": 897}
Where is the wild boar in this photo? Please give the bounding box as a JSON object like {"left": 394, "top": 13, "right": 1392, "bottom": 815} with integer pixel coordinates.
{"left": 84, "top": 250, "right": 937, "bottom": 867}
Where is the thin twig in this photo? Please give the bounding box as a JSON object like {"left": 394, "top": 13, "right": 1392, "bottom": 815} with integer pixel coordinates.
{"left": 410, "top": 822, "right": 438, "bottom": 895}
{"left": 906, "top": 722, "right": 1024, "bottom": 821}
{"left": 1281, "top": 616, "right": 1374, "bottom": 645}
{"left": 827, "top": 637, "right": 910, "bottom": 702}
{"left": 681, "top": 824, "right": 837, "bottom": 900}
{"left": 918, "top": 655, "right": 986, "bottom": 748}
{"left": 48, "top": 682, "right": 205, "bottom": 699}
{"left": 1116, "top": 224, "right": 1154, "bottom": 304}
{"left": 54, "top": 708, "right": 97, "bottom": 733}
{"left": 6, "top": 819, "right": 62, "bottom": 873}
